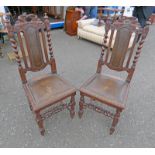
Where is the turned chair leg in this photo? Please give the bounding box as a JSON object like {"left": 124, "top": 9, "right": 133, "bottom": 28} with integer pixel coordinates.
{"left": 78, "top": 94, "right": 85, "bottom": 118}
{"left": 110, "top": 108, "right": 122, "bottom": 135}
{"left": 69, "top": 94, "right": 76, "bottom": 119}
{"left": 35, "top": 112, "right": 45, "bottom": 136}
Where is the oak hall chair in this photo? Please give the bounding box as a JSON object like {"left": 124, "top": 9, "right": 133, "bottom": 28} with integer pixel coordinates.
{"left": 5, "top": 14, "right": 76, "bottom": 135}
{"left": 78, "top": 20, "right": 149, "bottom": 134}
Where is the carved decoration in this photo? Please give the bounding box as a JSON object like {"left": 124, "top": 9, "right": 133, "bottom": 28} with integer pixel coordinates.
{"left": 83, "top": 102, "right": 114, "bottom": 118}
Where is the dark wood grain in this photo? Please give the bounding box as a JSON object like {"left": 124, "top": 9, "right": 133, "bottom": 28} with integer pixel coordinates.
{"left": 65, "top": 8, "right": 81, "bottom": 36}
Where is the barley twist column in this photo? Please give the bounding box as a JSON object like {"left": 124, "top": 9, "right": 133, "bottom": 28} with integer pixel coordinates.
{"left": 44, "top": 13, "right": 57, "bottom": 73}
{"left": 97, "top": 20, "right": 110, "bottom": 73}
{"left": 5, "top": 19, "right": 27, "bottom": 83}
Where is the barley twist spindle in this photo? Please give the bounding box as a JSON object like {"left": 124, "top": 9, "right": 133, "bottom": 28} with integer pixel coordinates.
{"left": 44, "top": 13, "right": 57, "bottom": 73}
{"left": 132, "top": 39, "right": 144, "bottom": 69}
{"left": 97, "top": 20, "right": 110, "bottom": 73}
{"left": 5, "top": 19, "right": 27, "bottom": 83}
{"left": 10, "top": 38, "right": 22, "bottom": 67}
{"left": 5, "top": 20, "right": 22, "bottom": 67}
{"left": 100, "top": 32, "right": 108, "bottom": 62}
{"left": 44, "top": 13, "right": 54, "bottom": 59}
{"left": 131, "top": 26, "right": 149, "bottom": 69}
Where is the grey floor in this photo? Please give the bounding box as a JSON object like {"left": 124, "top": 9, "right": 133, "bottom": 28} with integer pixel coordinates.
{"left": 0, "top": 26, "right": 155, "bottom": 148}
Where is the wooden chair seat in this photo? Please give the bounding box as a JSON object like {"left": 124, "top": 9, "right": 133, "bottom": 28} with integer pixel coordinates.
{"left": 24, "top": 74, "right": 76, "bottom": 111}
{"left": 80, "top": 73, "right": 129, "bottom": 109}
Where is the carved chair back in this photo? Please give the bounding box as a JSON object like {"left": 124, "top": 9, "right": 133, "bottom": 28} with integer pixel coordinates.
{"left": 118, "top": 16, "right": 140, "bottom": 27}
{"left": 97, "top": 20, "right": 149, "bottom": 82}
{"left": 5, "top": 14, "right": 57, "bottom": 83}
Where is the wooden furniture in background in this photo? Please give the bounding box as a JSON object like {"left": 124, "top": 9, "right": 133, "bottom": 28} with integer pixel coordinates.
{"left": 78, "top": 20, "right": 149, "bottom": 134}
{"left": 0, "top": 12, "right": 11, "bottom": 57}
{"left": 65, "top": 7, "right": 81, "bottom": 36}
{"left": 31, "top": 6, "right": 38, "bottom": 14}
{"left": 6, "top": 14, "right": 76, "bottom": 135}
{"left": 0, "top": 12, "right": 11, "bottom": 37}
{"left": 98, "top": 7, "right": 125, "bottom": 25}
{"left": 43, "top": 6, "right": 64, "bottom": 19}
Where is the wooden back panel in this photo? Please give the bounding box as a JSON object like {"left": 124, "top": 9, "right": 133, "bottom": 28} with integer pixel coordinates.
{"left": 14, "top": 14, "right": 49, "bottom": 71}
{"left": 6, "top": 14, "right": 57, "bottom": 83}
{"left": 104, "top": 22, "right": 138, "bottom": 71}
{"left": 108, "top": 25, "right": 135, "bottom": 69}
{"left": 118, "top": 16, "right": 140, "bottom": 27}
